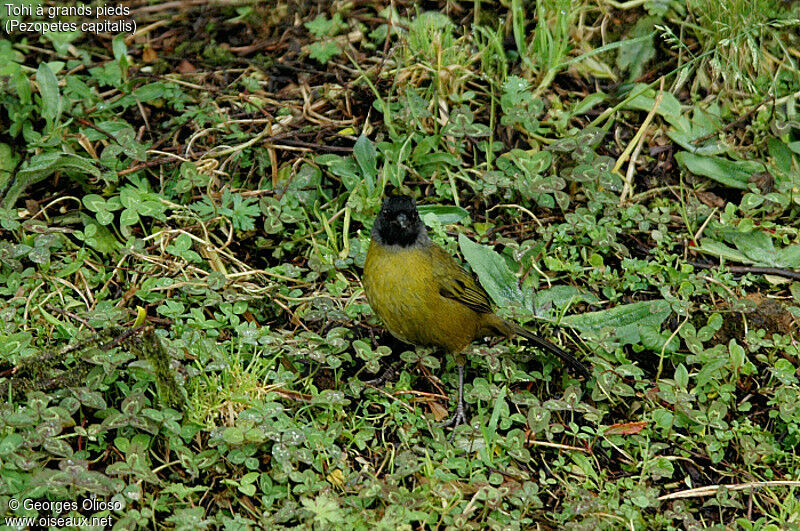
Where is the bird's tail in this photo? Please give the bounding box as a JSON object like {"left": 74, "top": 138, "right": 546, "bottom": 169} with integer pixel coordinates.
{"left": 496, "top": 318, "right": 591, "bottom": 379}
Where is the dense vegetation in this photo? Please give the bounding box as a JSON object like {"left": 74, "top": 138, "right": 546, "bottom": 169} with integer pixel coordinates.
{"left": 1, "top": 0, "right": 800, "bottom": 528}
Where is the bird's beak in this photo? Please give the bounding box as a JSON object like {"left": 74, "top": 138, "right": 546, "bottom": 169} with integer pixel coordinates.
{"left": 396, "top": 213, "right": 409, "bottom": 229}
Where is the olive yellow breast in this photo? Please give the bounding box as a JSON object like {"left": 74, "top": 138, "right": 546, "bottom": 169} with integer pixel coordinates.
{"left": 363, "top": 242, "right": 482, "bottom": 354}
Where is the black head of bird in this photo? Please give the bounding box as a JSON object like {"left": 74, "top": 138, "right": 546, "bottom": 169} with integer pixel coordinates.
{"left": 370, "top": 195, "right": 427, "bottom": 248}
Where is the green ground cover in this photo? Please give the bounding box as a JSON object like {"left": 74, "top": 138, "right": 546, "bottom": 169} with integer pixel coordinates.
{"left": 1, "top": 0, "right": 800, "bottom": 528}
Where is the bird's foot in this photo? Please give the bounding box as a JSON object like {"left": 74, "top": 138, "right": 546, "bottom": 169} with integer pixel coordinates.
{"left": 362, "top": 361, "right": 402, "bottom": 386}
{"left": 437, "top": 402, "right": 467, "bottom": 440}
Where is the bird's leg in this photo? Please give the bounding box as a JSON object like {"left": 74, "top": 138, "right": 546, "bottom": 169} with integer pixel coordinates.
{"left": 437, "top": 364, "right": 467, "bottom": 430}
{"left": 362, "top": 361, "right": 402, "bottom": 386}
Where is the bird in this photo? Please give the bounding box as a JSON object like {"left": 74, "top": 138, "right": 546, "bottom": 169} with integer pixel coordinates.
{"left": 362, "top": 195, "right": 590, "bottom": 430}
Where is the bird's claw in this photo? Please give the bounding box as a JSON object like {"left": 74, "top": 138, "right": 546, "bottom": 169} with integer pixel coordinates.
{"left": 438, "top": 403, "right": 467, "bottom": 440}
{"left": 362, "top": 361, "right": 401, "bottom": 386}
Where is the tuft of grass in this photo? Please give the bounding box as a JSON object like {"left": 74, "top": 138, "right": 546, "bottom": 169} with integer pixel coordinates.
{"left": 686, "top": 0, "right": 800, "bottom": 96}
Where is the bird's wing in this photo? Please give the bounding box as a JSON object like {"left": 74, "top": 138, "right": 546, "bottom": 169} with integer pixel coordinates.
{"left": 430, "top": 244, "right": 493, "bottom": 314}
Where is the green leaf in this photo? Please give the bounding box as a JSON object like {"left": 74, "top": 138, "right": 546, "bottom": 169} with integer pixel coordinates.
{"left": 697, "top": 239, "right": 751, "bottom": 263}
{"left": 112, "top": 34, "right": 129, "bottom": 77}
{"left": 533, "top": 285, "right": 599, "bottom": 311}
{"left": 487, "top": 386, "right": 507, "bottom": 436}
{"left": 133, "top": 82, "right": 169, "bottom": 101}
{"left": 44, "top": 32, "right": 80, "bottom": 55}
{"left": 640, "top": 325, "right": 679, "bottom": 353}
{"left": 668, "top": 130, "right": 726, "bottom": 156}
{"left": 20, "top": 152, "right": 100, "bottom": 181}
{"left": 305, "top": 14, "right": 344, "bottom": 37}
{"left": 43, "top": 438, "right": 74, "bottom": 457}
{"left": 675, "top": 152, "right": 764, "bottom": 190}
{"left": 500, "top": 76, "right": 542, "bottom": 134}
{"left": 96, "top": 122, "right": 148, "bottom": 161}
{"left": 83, "top": 194, "right": 107, "bottom": 212}
{"left": 652, "top": 409, "right": 674, "bottom": 429}
{"left": 665, "top": 105, "right": 724, "bottom": 154}
{"left": 699, "top": 232, "right": 800, "bottom": 268}
{"left": 727, "top": 231, "right": 776, "bottom": 264}
{"left": 414, "top": 152, "right": 461, "bottom": 167}
{"left": 78, "top": 214, "right": 120, "bottom": 253}
{"left": 309, "top": 41, "right": 341, "bottom": 63}
{"left": 222, "top": 427, "right": 244, "bottom": 445}
{"left": 776, "top": 246, "right": 800, "bottom": 268}
{"left": 571, "top": 92, "right": 606, "bottom": 116}
{"left": 443, "top": 106, "right": 491, "bottom": 137}
{"left": 459, "top": 234, "right": 525, "bottom": 308}
{"left": 561, "top": 300, "right": 672, "bottom": 345}
{"left": 353, "top": 134, "right": 377, "bottom": 192}
{"left": 96, "top": 210, "right": 114, "bottom": 225}
{"left": 302, "top": 494, "right": 343, "bottom": 524}
{"left": 675, "top": 363, "right": 689, "bottom": 388}
{"left": 170, "top": 233, "right": 192, "bottom": 252}
{"left": 0, "top": 433, "right": 23, "bottom": 455}
{"left": 36, "top": 62, "right": 61, "bottom": 124}
{"left": 768, "top": 138, "right": 793, "bottom": 174}
{"left": 616, "top": 17, "right": 656, "bottom": 81}
{"left": 3, "top": 152, "right": 100, "bottom": 208}
{"left": 120, "top": 208, "right": 139, "bottom": 226}
{"left": 238, "top": 483, "right": 256, "bottom": 496}
{"left": 694, "top": 358, "right": 728, "bottom": 390}
{"left": 72, "top": 387, "right": 107, "bottom": 409}
{"left": 0, "top": 143, "right": 19, "bottom": 192}
{"left": 138, "top": 200, "right": 166, "bottom": 217}
{"left": 622, "top": 83, "right": 682, "bottom": 125}
{"left": 729, "top": 339, "right": 745, "bottom": 370}
{"left": 119, "top": 187, "right": 143, "bottom": 209}
{"left": 417, "top": 205, "right": 470, "bottom": 225}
